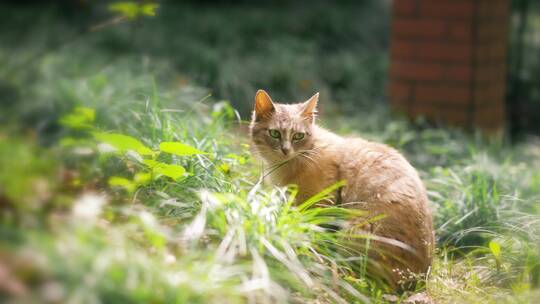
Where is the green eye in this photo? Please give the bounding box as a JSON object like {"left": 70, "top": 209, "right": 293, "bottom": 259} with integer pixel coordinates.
{"left": 268, "top": 129, "right": 281, "bottom": 138}
{"left": 293, "top": 132, "right": 305, "bottom": 140}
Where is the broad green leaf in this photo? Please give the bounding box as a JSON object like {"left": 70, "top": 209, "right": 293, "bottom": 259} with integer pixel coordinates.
{"left": 153, "top": 163, "right": 186, "bottom": 180}
{"left": 489, "top": 240, "right": 501, "bottom": 259}
{"left": 108, "top": 176, "right": 135, "bottom": 193}
{"left": 94, "top": 132, "right": 153, "bottom": 156}
{"left": 159, "top": 142, "right": 206, "bottom": 156}
{"left": 141, "top": 3, "right": 159, "bottom": 16}
{"left": 109, "top": 2, "right": 139, "bottom": 19}
{"left": 134, "top": 172, "right": 152, "bottom": 185}
{"left": 143, "top": 159, "right": 159, "bottom": 168}
{"left": 59, "top": 107, "right": 95, "bottom": 129}
{"left": 109, "top": 2, "right": 159, "bottom": 19}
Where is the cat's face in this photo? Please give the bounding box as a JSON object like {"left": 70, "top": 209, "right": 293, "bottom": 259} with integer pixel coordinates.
{"left": 249, "top": 90, "right": 318, "bottom": 163}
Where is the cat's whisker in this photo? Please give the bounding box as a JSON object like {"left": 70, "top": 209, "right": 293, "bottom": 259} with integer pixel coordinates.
{"left": 299, "top": 151, "right": 317, "bottom": 162}
{"left": 296, "top": 153, "right": 319, "bottom": 169}
{"left": 260, "top": 159, "right": 294, "bottom": 182}
{"left": 296, "top": 149, "right": 322, "bottom": 165}
{"left": 297, "top": 146, "right": 324, "bottom": 158}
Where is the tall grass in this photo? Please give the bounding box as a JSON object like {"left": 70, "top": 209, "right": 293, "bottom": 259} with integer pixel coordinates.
{"left": 1, "top": 2, "right": 539, "bottom": 303}
{"left": 2, "top": 61, "right": 539, "bottom": 302}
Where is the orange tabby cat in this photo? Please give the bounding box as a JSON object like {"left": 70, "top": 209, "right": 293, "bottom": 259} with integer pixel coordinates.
{"left": 249, "top": 90, "right": 434, "bottom": 289}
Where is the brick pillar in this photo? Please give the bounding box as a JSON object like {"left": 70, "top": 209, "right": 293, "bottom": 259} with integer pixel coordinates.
{"left": 389, "top": 0, "right": 509, "bottom": 132}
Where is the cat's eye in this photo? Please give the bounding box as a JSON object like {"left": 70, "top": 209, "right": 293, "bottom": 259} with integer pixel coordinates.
{"left": 268, "top": 129, "right": 281, "bottom": 138}
{"left": 293, "top": 132, "right": 305, "bottom": 141}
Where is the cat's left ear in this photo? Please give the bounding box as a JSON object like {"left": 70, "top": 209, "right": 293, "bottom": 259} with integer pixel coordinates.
{"left": 301, "top": 92, "right": 319, "bottom": 122}
{"left": 254, "top": 89, "right": 276, "bottom": 121}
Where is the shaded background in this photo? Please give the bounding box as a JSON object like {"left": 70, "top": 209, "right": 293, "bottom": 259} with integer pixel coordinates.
{"left": 508, "top": 0, "right": 540, "bottom": 136}
{"left": 1, "top": 0, "right": 539, "bottom": 137}
{"left": 1, "top": 1, "right": 540, "bottom": 302}
{"left": 0, "top": 0, "right": 387, "bottom": 132}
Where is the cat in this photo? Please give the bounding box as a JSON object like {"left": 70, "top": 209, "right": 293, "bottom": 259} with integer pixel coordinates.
{"left": 249, "top": 89, "right": 434, "bottom": 290}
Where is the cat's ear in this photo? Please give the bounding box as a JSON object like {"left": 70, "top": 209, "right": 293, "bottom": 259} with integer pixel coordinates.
{"left": 254, "top": 89, "right": 275, "bottom": 121}
{"left": 301, "top": 92, "right": 319, "bottom": 122}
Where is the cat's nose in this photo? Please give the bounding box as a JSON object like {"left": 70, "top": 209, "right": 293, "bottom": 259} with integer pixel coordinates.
{"left": 281, "top": 147, "right": 290, "bottom": 156}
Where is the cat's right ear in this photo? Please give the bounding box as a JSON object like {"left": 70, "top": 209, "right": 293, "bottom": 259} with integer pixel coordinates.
{"left": 254, "top": 90, "right": 275, "bottom": 121}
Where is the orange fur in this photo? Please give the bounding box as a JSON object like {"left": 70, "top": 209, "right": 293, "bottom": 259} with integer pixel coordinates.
{"left": 249, "top": 90, "right": 434, "bottom": 289}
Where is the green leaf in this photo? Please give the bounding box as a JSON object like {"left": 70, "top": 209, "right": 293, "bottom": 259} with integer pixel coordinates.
{"left": 218, "top": 163, "right": 230, "bottom": 174}
{"left": 59, "top": 107, "right": 95, "bottom": 129}
{"left": 153, "top": 163, "right": 186, "bottom": 180}
{"left": 134, "top": 172, "right": 152, "bottom": 185}
{"left": 143, "top": 159, "right": 159, "bottom": 168}
{"left": 94, "top": 132, "right": 153, "bottom": 156}
{"left": 108, "top": 2, "right": 159, "bottom": 19}
{"left": 140, "top": 3, "right": 159, "bottom": 16}
{"left": 489, "top": 240, "right": 501, "bottom": 259}
{"left": 108, "top": 2, "right": 139, "bottom": 19}
{"left": 159, "top": 142, "right": 206, "bottom": 156}
{"left": 108, "top": 176, "right": 135, "bottom": 193}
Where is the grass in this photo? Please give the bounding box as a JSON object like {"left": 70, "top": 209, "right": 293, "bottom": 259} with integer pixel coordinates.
{"left": 1, "top": 1, "right": 540, "bottom": 303}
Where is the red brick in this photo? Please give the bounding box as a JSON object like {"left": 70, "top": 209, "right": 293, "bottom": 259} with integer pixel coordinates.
{"left": 446, "top": 65, "right": 473, "bottom": 82}
{"left": 389, "top": 0, "right": 510, "bottom": 133}
{"left": 391, "top": 40, "right": 415, "bottom": 60}
{"left": 392, "top": 19, "right": 446, "bottom": 38}
{"left": 419, "top": 1, "right": 474, "bottom": 19}
{"left": 390, "top": 61, "right": 473, "bottom": 82}
{"left": 414, "top": 42, "right": 472, "bottom": 62}
{"left": 392, "top": 40, "right": 473, "bottom": 62}
{"left": 391, "top": 61, "right": 445, "bottom": 81}
{"left": 474, "top": 83, "right": 506, "bottom": 106}
{"left": 477, "top": 21, "right": 509, "bottom": 43}
{"left": 478, "top": 0, "right": 509, "bottom": 20}
{"left": 393, "top": 0, "right": 418, "bottom": 16}
{"left": 474, "top": 63, "right": 506, "bottom": 83}
{"left": 415, "top": 84, "right": 471, "bottom": 106}
{"left": 473, "top": 102, "right": 506, "bottom": 129}
{"left": 448, "top": 22, "right": 473, "bottom": 42}
{"left": 389, "top": 82, "right": 412, "bottom": 101}
{"left": 475, "top": 43, "right": 507, "bottom": 63}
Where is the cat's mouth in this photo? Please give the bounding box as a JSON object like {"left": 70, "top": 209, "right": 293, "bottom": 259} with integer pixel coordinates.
{"left": 275, "top": 151, "right": 311, "bottom": 164}
{"left": 259, "top": 149, "right": 298, "bottom": 164}
{"left": 269, "top": 152, "right": 296, "bottom": 162}
{"left": 268, "top": 148, "right": 319, "bottom": 165}
{"left": 253, "top": 145, "right": 313, "bottom": 166}
{"left": 283, "top": 153, "right": 299, "bottom": 162}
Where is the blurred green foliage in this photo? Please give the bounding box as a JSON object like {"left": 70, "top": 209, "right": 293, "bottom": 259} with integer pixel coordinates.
{"left": 0, "top": 1, "right": 539, "bottom": 303}
{"left": 108, "top": 1, "right": 159, "bottom": 19}
{"left": 508, "top": 0, "right": 540, "bottom": 134}
{"left": 0, "top": 1, "right": 388, "bottom": 127}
